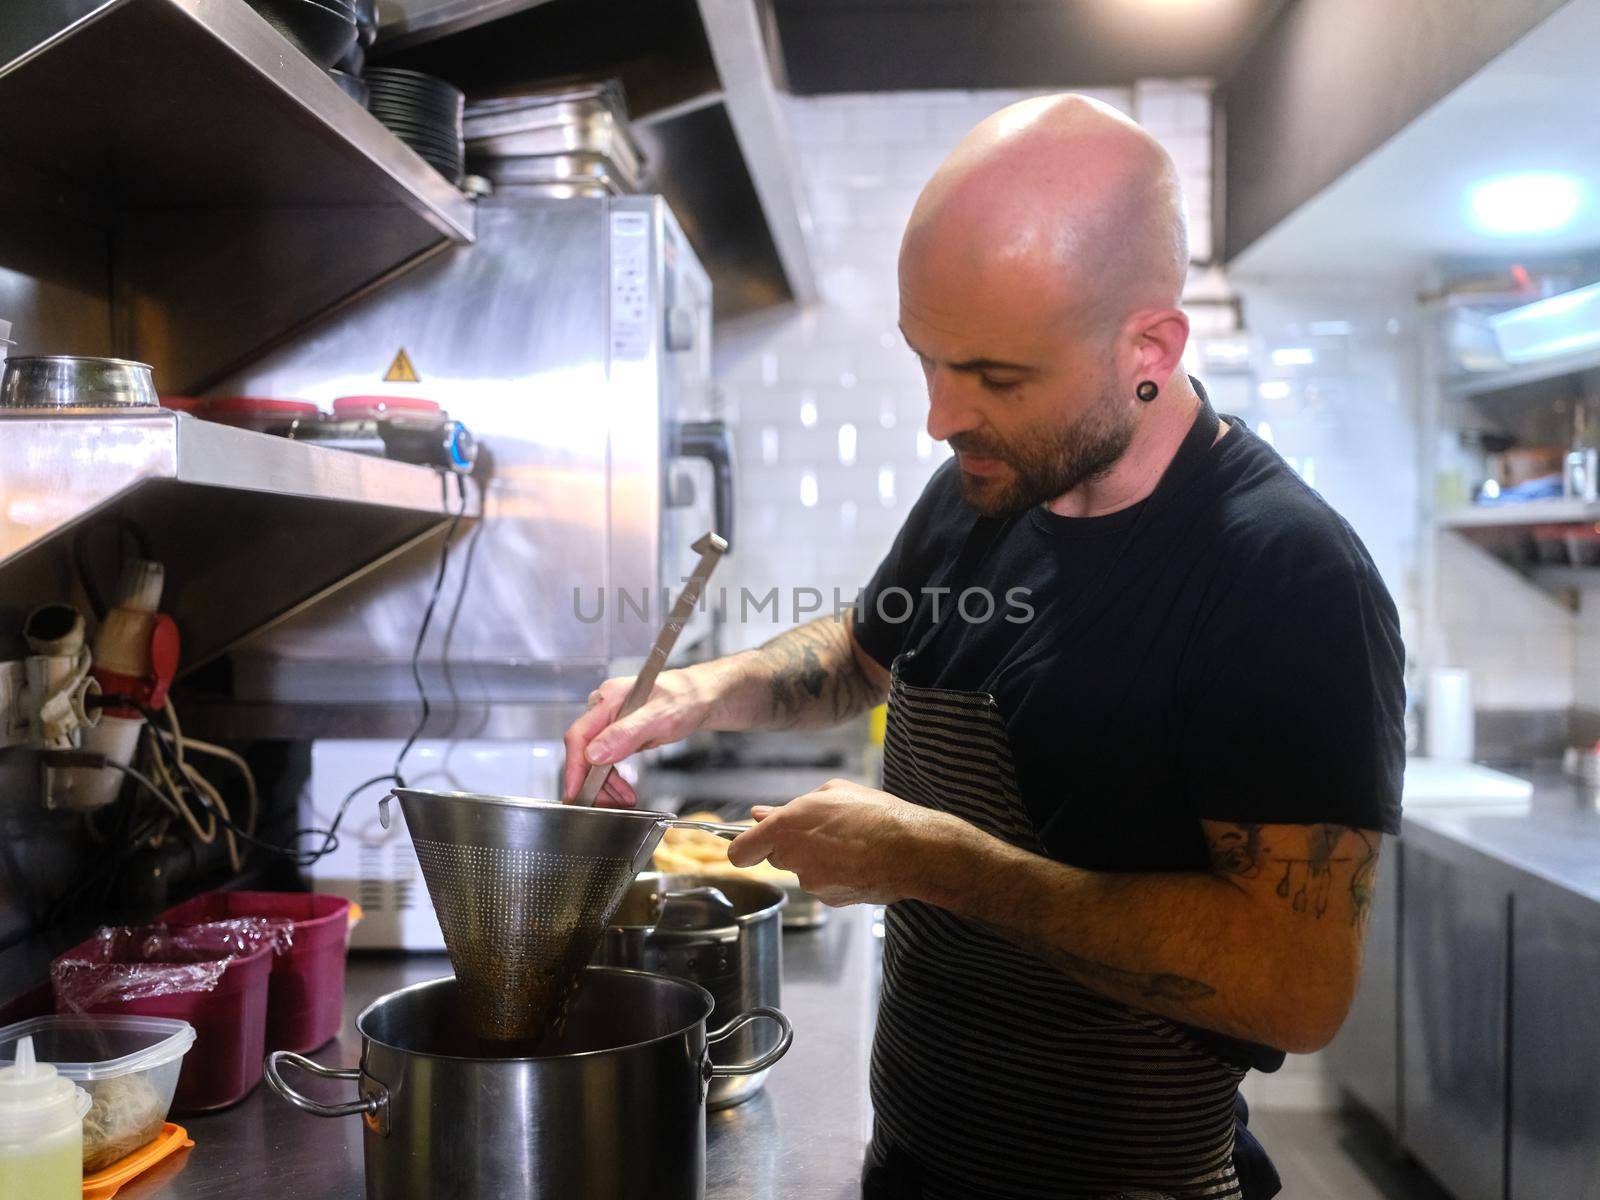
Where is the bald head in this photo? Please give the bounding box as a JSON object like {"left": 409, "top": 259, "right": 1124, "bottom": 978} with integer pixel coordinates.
{"left": 897, "top": 94, "right": 1196, "bottom": 519}
{"left": 903, "top": 94, "right": 1189, "bottom": 325}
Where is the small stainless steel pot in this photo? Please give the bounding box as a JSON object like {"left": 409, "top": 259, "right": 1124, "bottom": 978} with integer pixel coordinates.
{"left": 0, "top": 356, "right": 158, "bottom": 410}
{"left": 265, "top": 967, "right": 791, "bottom": 1200}
{"left": 597, "top": 873, "right": 785, "bottom": 1109}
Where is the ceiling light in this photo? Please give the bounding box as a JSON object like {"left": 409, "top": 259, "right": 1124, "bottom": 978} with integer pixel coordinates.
{"left": 1258, "top": 380, "right": 1291, "bottom": 400}
{"left": 1271, "top": 347, "right": 1315, "bottom": 367}
{"left": 1465, "top": 172, "right": 1584, "bottom": 237}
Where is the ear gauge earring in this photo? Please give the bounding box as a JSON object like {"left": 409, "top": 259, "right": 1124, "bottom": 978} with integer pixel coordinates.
{"left": 1136, "top": 380, "right": 1159, "bottom": 402}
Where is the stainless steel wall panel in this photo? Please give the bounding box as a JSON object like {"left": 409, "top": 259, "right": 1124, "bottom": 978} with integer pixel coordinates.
{"left": 1508, "top": 898, "right": 1600, "bottom": 1198}
{"left": 1400, "top": 842, "right": 1509, "bottom": 1200}
{"left": 1323, "top": 837, "right": 1402, "bottom": 1133}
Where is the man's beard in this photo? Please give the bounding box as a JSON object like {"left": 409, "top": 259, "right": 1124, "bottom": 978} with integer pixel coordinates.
{"left": 949, "top": 387, "right": 1136, "bottom": 517}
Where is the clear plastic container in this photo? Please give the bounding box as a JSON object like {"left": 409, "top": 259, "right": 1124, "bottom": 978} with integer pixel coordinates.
{"left": 0, "top": 1015, "right": 195, "bottom": 1173}
{"left": 50, "top": 921, "right": 275, "bottom": 1113}
{"left": 0, "top": 1034, "right": 91, "bottom": 1199}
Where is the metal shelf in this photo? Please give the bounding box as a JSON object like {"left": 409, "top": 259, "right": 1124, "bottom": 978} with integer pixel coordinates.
{"left": 1527, "top": 565, "right": 1600, "bottom": 591}
{"left": 0, "top": 0, "right": 476, "bottom": 392}
{"left": 1444, "top": 344, "right": 1600, "bottom": 399}
{"left": 0, "top": 411, "right": 475, "bottom": 672}
{"left": 1437, "top": 500, "right": 1600, "bottom": 529}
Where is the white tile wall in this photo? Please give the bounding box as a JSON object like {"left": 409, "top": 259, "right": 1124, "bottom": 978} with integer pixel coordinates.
{"left": 1434, "top": 532, "right": 1575, "bottom": 710}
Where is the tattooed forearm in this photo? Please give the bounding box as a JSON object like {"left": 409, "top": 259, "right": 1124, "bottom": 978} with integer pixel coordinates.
{"left": 752, "top": 614, "right": 880, "bottom": 727}
{"left": 1348, "top": 832, "right": 1379, "bottom": 930}
{"left": 1204, "top": 820, "right": 1382, "bottom": 928}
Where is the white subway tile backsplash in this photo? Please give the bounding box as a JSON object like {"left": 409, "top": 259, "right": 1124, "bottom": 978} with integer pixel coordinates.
{"left": 1176, "top": 90, "right": 1212, "bottom": 134}
{"left": 852, "top": 185, "right": 921, "bottom": 231}
{"left": 810, "top": 144, "right": 892, "bottom": 186}
{"left": 849, "top": 98, "right": 933, "bottom": 144}
{"left": 806, "top": 185, "right": 855, "bottom": 232}
{"left": 1134, "top": 89, "right": 1181, "bottom": 134}
{"left": 786, "top": 100, "right": 850, "bottom": 146}
{"left": 890, "top": 143, "right": 952, "bottom": 186}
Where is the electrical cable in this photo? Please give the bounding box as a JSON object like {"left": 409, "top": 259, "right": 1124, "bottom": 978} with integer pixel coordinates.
{"left": 293, "top": 472, "right": 476, "bottom": 866}
{"left": 158, "top": 711, "right": 259, "bottom": 835}
{"left": 94, "top": 471, "right": 477, "bottom": 869}
{"left": 148, "top": 702, "right": 247, "bottom": 870}
{"left": 143, "top": 724, "right": 219, "bottom": 847}
{"left": 393, "top": 471, "right": 470, "bottom": 784}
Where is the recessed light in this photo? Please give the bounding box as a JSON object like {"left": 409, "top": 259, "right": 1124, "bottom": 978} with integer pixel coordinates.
{"left": 1465, "top": 172, "right": 1584, "bottom": 236}
{"left": 1258, "top": 380, "right": 1291, "bottom": 400}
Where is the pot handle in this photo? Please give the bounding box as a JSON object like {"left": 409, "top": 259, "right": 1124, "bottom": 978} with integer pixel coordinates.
{"left": 662, "top": 818, "right": 747, "bottom": 841}
{"left": 706, "top": 1006, "right": 795, "bottom": 1076}
{"left": 265, "top": 1051, "right": 390, "bottom": 1136}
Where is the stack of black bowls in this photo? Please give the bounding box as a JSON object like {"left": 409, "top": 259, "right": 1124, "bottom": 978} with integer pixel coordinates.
{"left": 328, "top": 0, "right": 376, "bottom": 105}
{"left": 366, "top": 68, "right": 466, "bottom": 184}
{"left": 247, "top": 0, "right": 357, "bottom": 68}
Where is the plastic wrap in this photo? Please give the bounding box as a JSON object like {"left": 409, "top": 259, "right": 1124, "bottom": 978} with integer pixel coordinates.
{"left": 51, "top": 918, "right": 291, "bottom": 1013}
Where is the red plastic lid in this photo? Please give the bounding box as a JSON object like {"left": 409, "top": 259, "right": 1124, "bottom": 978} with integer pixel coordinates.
{"left": 334, "top": 394, "right": 441, "bottom": 417}
{"left": 205, "top": 396, "right": 321, "bottom": 418}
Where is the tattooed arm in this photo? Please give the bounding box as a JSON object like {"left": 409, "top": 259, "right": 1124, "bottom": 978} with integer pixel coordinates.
{"left": 731, "top": 779, "right": 1383, "bottom": 1052}
{"left": 922, "top": 818, "right": 1383, "bottom": 1052}
{"left": 561, "top": 615, "right": 888, "bottom": 803}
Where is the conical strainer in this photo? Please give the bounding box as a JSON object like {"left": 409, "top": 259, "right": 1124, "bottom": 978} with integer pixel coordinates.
{"left": 386, "top": 788, "right": 746, "bottom": 1042}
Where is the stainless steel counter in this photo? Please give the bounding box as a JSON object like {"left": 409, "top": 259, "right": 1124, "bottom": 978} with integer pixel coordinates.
{"left": 1404, "top": 765, "right": 1600, "bottom": 912}
{"left": 127, "top": 905, "right": 881, "bottom": 1200}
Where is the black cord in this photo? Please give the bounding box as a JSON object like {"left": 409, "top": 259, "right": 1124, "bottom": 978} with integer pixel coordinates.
{"left": 89, "top": 472, "right": 478, "bottom": 870}
{"left": 438, "top": 515, "right": 487, "bottom": 739}
{"left": 393, "top": 472, "right": 470, "bottom": 785}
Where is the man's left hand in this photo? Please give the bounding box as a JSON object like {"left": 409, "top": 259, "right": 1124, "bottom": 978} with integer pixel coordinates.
{"left": 727, "top": 778, "right": 966, "bottom": 907}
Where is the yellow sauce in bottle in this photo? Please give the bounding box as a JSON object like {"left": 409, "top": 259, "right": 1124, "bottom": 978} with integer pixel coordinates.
{"left": 0, "top": 1034, "right": 90, "bottom": 1200}
{"left": 0, "top": 1127, "right": 84, "bottom": 1200}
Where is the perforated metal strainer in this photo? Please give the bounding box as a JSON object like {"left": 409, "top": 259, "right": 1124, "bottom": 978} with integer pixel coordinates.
{"left": 386, "top": 788, "right": 746, "bottom": 1042}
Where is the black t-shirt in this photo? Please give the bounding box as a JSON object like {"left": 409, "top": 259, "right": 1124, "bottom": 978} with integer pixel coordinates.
{"left": 854, "top": 384, "right": 1405, "bottom": 1068}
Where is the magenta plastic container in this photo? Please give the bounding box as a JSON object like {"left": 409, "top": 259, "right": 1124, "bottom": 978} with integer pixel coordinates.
{"left": 160, "top": 891, "right": 352, "bottom": 1054}
{"left": 52, "top": 927, "right": 273, "bottom": 1113}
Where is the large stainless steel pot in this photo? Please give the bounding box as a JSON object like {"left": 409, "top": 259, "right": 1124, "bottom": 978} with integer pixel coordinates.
{"left": 597, "top": 873, "right": 785, "bottom": 1109}
{"left": 264, "top": 967, "right": 791, "bottom": 1200}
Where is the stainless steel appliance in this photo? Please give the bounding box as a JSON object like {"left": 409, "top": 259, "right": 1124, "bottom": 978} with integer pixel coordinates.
{"left": 265, "top": 968, "right": 792, "bottom": 1200}
{"left": 217, "top": 192, "right": 729, "bottom": 734}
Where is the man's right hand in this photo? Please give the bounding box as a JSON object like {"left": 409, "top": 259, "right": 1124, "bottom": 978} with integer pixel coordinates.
{"left": 560, "top": 668, "right": 716, "bottom": 806}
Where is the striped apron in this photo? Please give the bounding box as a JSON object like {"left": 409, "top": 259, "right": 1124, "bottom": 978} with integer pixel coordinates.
{"left": 867, "top": 655, "right": 1248, "bottom": 1200}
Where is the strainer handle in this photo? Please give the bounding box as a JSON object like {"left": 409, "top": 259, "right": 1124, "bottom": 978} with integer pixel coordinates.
{"left": 663, "top": 818, "right": 747, "bottom": 841}
{"left": 265, "top": 1051, "right": 389, "bottom": 1134}
{"left": 707, "top": 1006, "right": 795, "bottom": 1076}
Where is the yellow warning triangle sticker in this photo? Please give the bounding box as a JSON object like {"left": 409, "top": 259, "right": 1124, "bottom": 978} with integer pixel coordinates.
{"left": 383, "top": 348, "right": 420, "bottom": 383}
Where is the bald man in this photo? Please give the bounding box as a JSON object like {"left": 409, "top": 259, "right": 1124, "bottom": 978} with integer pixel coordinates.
{"left": 564, "top": 95, "right": 1404, "bottom": 1200}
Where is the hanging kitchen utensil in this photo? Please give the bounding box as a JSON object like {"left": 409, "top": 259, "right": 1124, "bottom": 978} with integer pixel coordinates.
{"left": 382, "top": 788, "right": 745, "bottom": 1042}
{"left": 573, "top": 531, "right": 728, "bottom": 807}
